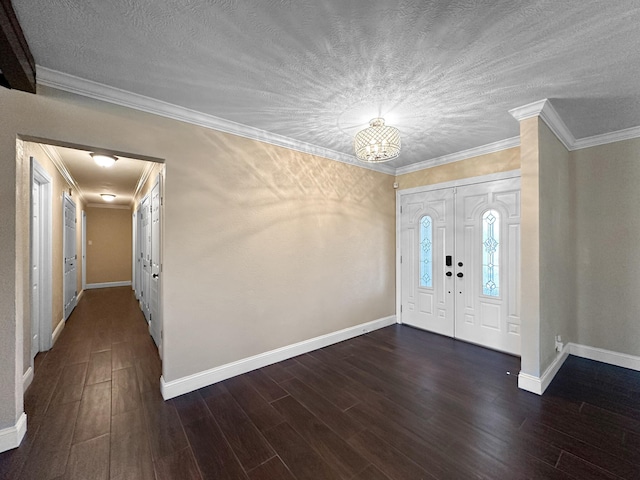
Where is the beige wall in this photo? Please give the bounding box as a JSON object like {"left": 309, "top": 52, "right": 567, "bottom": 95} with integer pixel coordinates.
{"left": 22, "top": 142, "right": 84, "bottom": 376}
{"left": 395, "top": 147, "right": 520, "bottom": 189}
{"left": 518, "top": 117, "right": 542, "bottom": 376}
{"left": 0, "top": 84, "right": 395, "bottom": 434}
{"left": 538, "top": 121, "right": 576, "bottom": 373}
{"left": 573, "top": 137, "right": 640, "bottom": 356}
{"left": 86, "top": 207, "right": 132, "bottom": 284}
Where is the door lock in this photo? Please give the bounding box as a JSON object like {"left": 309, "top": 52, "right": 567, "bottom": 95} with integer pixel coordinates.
{"left": 458, "top": 262, "right": 463, "bottom": 267}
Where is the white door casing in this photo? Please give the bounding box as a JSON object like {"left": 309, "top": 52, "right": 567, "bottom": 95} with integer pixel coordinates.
{"left": 398, "top": 173, "right": 521, "bottom": 355}
{"left": 31, "top": 157, "right": 53, "bottom": 352}
{"left": 31, "top": 180, "right": 41, "bottom": 359}
{"left": 149, "top": 175, "right": 162, "bottom": 350}
{"left": 62, "top": 192, "right": 77, "bottom": 321}
{"left": 82, "top": 211, "right": 86, "bottom": 291}
{"left": 140, "top": 194, "right": 151, "bottom": 323}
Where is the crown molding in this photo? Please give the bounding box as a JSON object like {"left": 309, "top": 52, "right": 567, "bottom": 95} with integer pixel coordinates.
{"left": 395, "top": 136, "right": 520, "bottom": 176}
{"left": 40, "top": 143, "right": 87, "bottom": 204}
{"left": 36, "top": 66, "right": 395, "bottom": 176}
{"left": 573, "top": 124, "right": 640, "bottom": 150}
{"left": 509, "top": 99, "right": 575, "bottom": 150}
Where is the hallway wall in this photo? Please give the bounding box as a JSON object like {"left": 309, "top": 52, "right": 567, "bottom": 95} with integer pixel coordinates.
{"left": 0, "top": 85, "right": 395, "bottom": 432}
{"left": 85, "top": 206, "right": 132, "bottom": 284}
{"left": 22, "top": 142, "right": 85, "bottom": 377}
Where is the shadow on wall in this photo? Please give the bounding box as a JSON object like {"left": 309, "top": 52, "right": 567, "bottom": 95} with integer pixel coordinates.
{"left": 174, "top": 128, "right": 395, "bottom": 252}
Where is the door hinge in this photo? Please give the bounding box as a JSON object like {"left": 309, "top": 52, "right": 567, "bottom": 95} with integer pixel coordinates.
{"left": 400, "top": 206, "right": 403, "bottom": 214}
{"left": 400, "top": 256, "right": 402, "bottom": 264}
{"left": 400, "top": 304, "right": 403, "bottom": 313}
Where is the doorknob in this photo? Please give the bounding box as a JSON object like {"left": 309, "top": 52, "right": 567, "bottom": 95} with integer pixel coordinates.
{"left": 458, "top": 262, "right": 463, "bottom": 267}
{"left": 152, "top": 274, "right": 159, "bottom": 278}
{"left": 446, "top": 272, "right": 452, "bottom": 277}
{"left": 457, "top": 272, "right": 464, "bottom": 278}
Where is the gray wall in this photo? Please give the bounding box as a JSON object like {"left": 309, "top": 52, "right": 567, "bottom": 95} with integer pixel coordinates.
{"left": 538, "top": 120, "right": 576, "bottom": 372}
{"left": 573, "top": 138, "right": 640, "bottom": 356}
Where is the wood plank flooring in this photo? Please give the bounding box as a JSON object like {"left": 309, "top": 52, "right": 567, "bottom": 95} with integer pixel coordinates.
{"left": 2, "top": 287, "right": 640, "bottom": 479}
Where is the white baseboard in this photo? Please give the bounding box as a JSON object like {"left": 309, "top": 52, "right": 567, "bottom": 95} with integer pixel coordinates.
{"left": 0, "top": 413, "right": 27, "bottom": 453}
{"left": 85, "top": 281, "right": 132, "bottom": 290}
{"left": 569, "top": 343, "right": 640, "bottom": 372}
{"left": 518, "top": 342, "right": 640, "bottom": 395}
{"left": 52, "top": 317, "right": 65, "bottom": 346}
{"left": 518, "top": 343, "right": 570, "bottom": 395}
{"left": 161, "top": 315, "right": 397, "bottom": 400}
{"left": 23, "top": 366, "right": 34, "bottom": 392}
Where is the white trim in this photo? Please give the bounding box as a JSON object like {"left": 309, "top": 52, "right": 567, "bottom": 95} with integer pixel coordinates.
{"left": 36, "top": 66, "right": 395, "bottom": 176}
{"left": 160, "top": 315, "right": 397, "bottom": 400}
{"left": 52, "top": 318, "right": 65, "bottom": 346}
{"left": 397, "top": 169, "right": 521, "bottom": 197}
{"left": 509, "top": 99, "right": 575, "bottom": 150}
{"left": 31, "top": 157, "right": 53, "bottom": 352}
{"left": 569, "top": 343, "right": 640, "bottom": 372}
{"left": 22, "top": 367, "right": 33, "bottom": 393}
{"left": 518, "top": 342, "right": 640, "bottom": 396}
{"left": 518, "top": 343, "right": 571, "bottom": 395}
{"left": 0, "top": 413, "right": 27, "bottom": 453}
{"left": 573, "top": 125, "right": 640, "bottom": 150}
{"left": 509, "top": 99, "right": 640, "bottom": 152}
{"left": 40, "top": 144, "right": 87, "bottom": 205}
{"left": 395, "top": 137, "right": 520, "bottom": 175}
{"left": 81, "top": 211, "right": 86, "bottom": 291}
{"left": 85, "top": 281, "right": 132, "bottom": 290}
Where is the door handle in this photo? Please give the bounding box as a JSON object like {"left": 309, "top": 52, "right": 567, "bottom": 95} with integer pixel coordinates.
{"left": 152, "top": 274, "right": 159, "bottom": 278}
{"left": 457, "top": 272, "right": 463, "bottom": 278}
{"left": 446, "top": 271, "right": 452, "bottom": 277}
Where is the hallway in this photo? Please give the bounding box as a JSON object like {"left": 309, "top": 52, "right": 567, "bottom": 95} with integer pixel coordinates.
{"left": 2, "top": 288, "right": 640, "bottom": 479}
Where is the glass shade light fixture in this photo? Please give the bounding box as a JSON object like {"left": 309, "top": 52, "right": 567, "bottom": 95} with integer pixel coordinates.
{"left": 354, "top": 118, "right": 401, "bottom": 163}
{"left": 91, "top": 153, "right": 118, "bottom": 168}
{"left": 100, "top": 194, "right": 116, "bottom": 202}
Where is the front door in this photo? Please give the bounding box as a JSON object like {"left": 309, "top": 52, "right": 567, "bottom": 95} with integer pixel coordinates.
{"left": 399, "top": 176, "right": 521, "bottom": 355}
{"left": 63, "top": 193, "right": 77, "bottom": 321}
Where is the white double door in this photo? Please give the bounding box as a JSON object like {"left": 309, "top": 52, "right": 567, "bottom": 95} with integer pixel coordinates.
{"left": 400, "top": 177, "right": 521, "bottom": 355}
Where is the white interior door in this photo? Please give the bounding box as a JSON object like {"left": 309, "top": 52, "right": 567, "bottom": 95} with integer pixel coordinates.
{"left": 399, "top": 176, "right": 521, "bottom": 355}
{"left": 149, "top": 176, "right": 162, "bottom": 350}
{"left": 31, "top": 181, "right": 41, "bottom": 359}
{"left": 141, "top": 195, "right": 151, "bottom": 323}
{"left": 63, "top": 193, "right": 77, "bottom": 321}
{"left": 400, "top": 188, "right": 455, "bottom": 336}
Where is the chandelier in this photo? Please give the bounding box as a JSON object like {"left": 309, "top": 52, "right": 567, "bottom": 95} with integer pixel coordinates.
{"left": 354, "top": 118, "right": 401, "bottom": 163}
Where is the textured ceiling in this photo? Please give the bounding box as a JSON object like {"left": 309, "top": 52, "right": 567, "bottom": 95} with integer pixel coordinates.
{"left": 14, "top": 1, "right": 640, "bottom": 169}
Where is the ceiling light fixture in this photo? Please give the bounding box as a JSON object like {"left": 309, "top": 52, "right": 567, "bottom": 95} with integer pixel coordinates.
{"left": 354, "top": 118, "right": 401, "bottom": 163}
{"left": 100, "top": 194, "right": 116, "bottom": 202}
{"left": 91, "top": 153, "right": 118, "bottom": 168}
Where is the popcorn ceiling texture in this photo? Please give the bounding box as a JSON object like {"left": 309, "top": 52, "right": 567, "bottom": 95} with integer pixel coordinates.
{"left": 13, "top": 0, "right": 640, "bottom": 168}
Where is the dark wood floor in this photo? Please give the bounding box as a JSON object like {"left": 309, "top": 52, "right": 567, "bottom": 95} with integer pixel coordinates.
{"left": 2, "top": 288, "right": 639, "bottom": 479}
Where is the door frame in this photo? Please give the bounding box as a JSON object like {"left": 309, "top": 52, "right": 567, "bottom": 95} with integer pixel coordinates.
{"left": 396, "top": 169, "right": 521, "bottom": 325}
{"left": 31, "top": 157, "right": 53, "bottom": 352}
{"left": 81, "top": 210, "right": 86, "bottom": 291}
{"left": 62, "top": 192, "right": 77, "bottom": 321}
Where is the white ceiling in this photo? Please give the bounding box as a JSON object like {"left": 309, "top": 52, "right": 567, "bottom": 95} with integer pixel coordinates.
{"left": 14, "top": 1, "right": 640, "bottom": 170}
{"left": 51, "top": 145, "right": 152, "bottom": 207}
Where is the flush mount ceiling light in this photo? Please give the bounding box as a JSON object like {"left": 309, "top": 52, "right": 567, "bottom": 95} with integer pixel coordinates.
{"left": 100, "top": 194, "right": 116, "bottom": 202}
{"left": 91, "top": 153, "right": 118, "bottom": 168}
{"left": 354, "top": 118, "right": 401, "bottom": 163}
